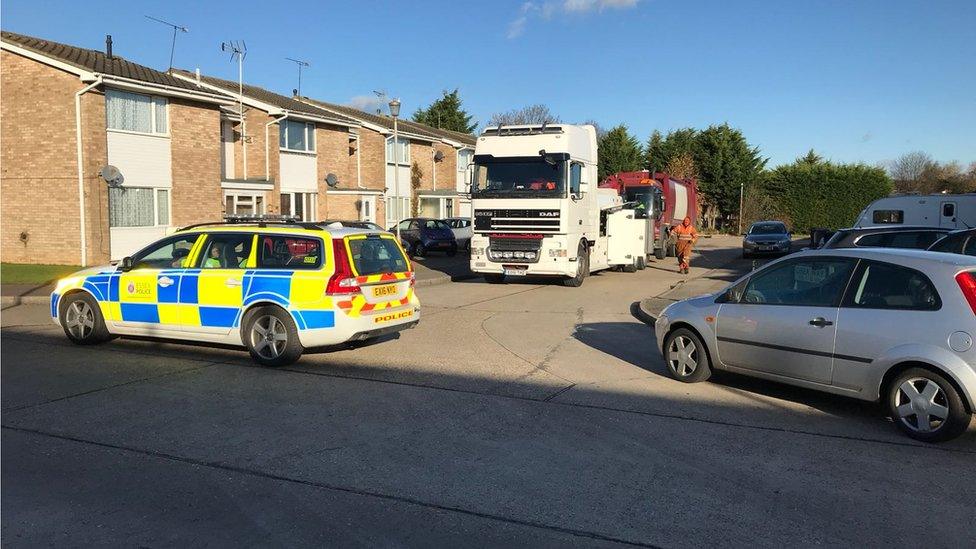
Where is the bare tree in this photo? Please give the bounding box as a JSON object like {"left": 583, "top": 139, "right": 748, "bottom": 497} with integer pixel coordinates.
{"left": 487, "top": 104, "right": 561, "bottom": 127}
{"left": 889, "top": 151, "right": 933, "bottom": 192}
{"left": 665, "top": 152, "right": 698, "bottom": 180}
{"left": 578, "top": 119, "right": 607, "bottom": 139}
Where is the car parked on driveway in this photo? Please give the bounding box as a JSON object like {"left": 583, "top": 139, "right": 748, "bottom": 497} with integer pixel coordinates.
{"left": 821, "top": 225, "right": 950, "bottom": 250}
{"left": 742, "top": 221, "right": 792, "bottom": 258}
{"left": 445, "top": 217, "right": 473, "bottom": 251}
{"left": 928, "top": 228, "right": 976, "bottom": 257}
{"left": 655, "top": 248, "right": 976, "bottom": 442}
{"left": 393, "top": 218, "right": 458, "bottom": 258}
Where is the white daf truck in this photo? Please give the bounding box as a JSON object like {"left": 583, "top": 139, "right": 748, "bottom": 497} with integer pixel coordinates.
{"left": 468, "top": 124, "right": 644, "bottom": 286}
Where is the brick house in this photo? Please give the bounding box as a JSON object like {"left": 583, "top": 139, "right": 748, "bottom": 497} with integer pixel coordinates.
{"left": 296, "top": 97, "right": 477, "bottom": 225}
{"left": 1, "top": 30, "right": 236, "bottom": 265}
{"left": 169, "top": 70, "right": 385, "bottom": 227}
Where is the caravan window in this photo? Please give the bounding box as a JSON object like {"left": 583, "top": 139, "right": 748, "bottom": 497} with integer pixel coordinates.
{"left": 872, "top": 210, "right": 903, "bottom": 224}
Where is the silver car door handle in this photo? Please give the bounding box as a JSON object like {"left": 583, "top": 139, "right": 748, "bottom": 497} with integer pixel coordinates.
{"left": 158, "top": 276, "right": 175, "bottom": 288}
{"left": 809, "top": 317, "right": 833, "bottom": 328}
{"left": 225, "top": 278, "right": 242, "bottom": 287}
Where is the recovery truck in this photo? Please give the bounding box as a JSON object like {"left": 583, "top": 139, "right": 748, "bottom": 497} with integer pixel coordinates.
{"left": 468, "top": 124, "right": 646, "bottom": 286}
{"left": 599, "top": 170, "right": 698, "bottom": 261}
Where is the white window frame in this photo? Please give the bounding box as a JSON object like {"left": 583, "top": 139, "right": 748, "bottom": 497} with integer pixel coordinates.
{"left": 280, "top": 192, "right": 317, "bottom": 222}
{"left": 279, "top": 120, "right": 316, "bottom": 153}
{"left": 223, "top": 191, "right": 267, "bottom": 217}
{"left": 105, "top": 89, "right": 169, "bottom": 137}
{"left": 457, "top": 148, "right": 473, "bottom": 172}
{"left": 385, "top": 136, "right": 410, "bottom": 166}
{"left": 108, "top": 186, "right": 172, "bottom": 228}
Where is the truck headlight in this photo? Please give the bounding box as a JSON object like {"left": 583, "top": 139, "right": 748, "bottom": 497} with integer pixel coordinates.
{"left": 524, "top": 251, "right": 537, "bottom": 260}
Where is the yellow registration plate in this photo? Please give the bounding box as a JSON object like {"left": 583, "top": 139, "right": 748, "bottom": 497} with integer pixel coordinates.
{"left": 371, "top": 284, "right": 398, "bottom": 298}
{"left": 373, "top": 309, "right": 413, "bottom": 323}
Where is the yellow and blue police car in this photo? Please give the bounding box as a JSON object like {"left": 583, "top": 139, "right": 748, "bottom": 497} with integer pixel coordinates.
{"left": 51, "top": 219, "right": 420, "bottom": 366}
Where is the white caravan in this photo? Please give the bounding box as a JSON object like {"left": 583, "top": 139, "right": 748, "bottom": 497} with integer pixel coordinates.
{"left": 854, "top": 193, "right": 975, "bottom": 229}
{"left": 468, "top": 124, "right": 644, "bottom": 286}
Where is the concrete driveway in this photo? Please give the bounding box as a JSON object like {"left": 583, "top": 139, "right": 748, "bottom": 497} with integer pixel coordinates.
{"left": 2, "top": 235, "right": 974, "bottom": 547}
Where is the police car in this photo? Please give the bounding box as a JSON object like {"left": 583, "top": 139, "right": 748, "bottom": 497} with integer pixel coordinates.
{"left": 51, "top": 218, "right": 420, "bottom": 366}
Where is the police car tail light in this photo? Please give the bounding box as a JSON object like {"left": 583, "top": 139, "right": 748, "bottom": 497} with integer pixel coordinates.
{"left": 408, "top": 271, "right": 416, "bottom": 287}
{"left": 326, "top": 239, "right": 361, "bottom": 295}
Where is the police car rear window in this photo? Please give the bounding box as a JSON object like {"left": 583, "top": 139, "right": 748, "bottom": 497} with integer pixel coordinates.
{"left": 347, "top": 237, "right": 409, "bottom": 275}
{"left": 258, "top": 235, "right": 323, "bottom": 269}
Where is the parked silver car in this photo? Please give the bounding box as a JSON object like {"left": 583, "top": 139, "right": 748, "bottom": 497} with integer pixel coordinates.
{"left": 655, "top": 248, "right": 976, "bottom": 442}
{"left": 445, "top": 217, "right": 473, "bottom": 251}
{"left": 742, "top": 220, "right": 792, "bottom": 258}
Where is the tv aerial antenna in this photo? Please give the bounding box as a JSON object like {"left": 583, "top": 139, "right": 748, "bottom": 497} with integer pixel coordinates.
{"left": 285, "top": 57, "right": 310, "bottom": 97}
{"left": 145, "top": 15, "right": 188, "bottom": 69}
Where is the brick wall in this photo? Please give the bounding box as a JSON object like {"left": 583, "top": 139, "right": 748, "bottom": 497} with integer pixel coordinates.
{"left": 358, "top": 128, "right": 386, "bottom": 189}
{"left": 316, "top": 123, "right": 354, "bottom": 220}
{"left": 170, "top": 99, "right": 222, "bottom": 226}
{"left": 0, "top": 50, "right": 109, "bottom": 265}
{"left": 434, "top": 142, "right": 458, "bottom": 192}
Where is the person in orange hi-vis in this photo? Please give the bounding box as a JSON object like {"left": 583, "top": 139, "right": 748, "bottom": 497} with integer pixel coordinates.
{"left": 671, "top": 216, "right": 699, "bottom": 274}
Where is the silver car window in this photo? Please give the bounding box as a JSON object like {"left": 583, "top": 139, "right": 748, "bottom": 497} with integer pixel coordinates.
{"left": 742, "top": 259, "right": 855, "bottom": 306}
{"left": 846, "top": 262, "right": 941, "bottom": 311}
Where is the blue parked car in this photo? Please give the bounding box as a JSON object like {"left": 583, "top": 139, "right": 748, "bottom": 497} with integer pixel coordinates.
{"left": 391, "top": 218, "right": 458, "bottom": 258}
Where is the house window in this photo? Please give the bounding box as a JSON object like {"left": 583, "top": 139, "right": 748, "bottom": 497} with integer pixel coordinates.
{"left": 280, "top": 192, "right": 317, "bottom": 221}
{"left": 106, "top": 89, "right": 167, "bottom": 135}
{"left": 385, "top": 137, "right": 410, "bottom": 165}
{"left": 279, "top": 120, "right": 316, "bottom": 153}
{"left": 224, "top": 192, "right": 266, "bottom": 217}
{"left": 457, "top": 149, "right": 473, "bottom": 171}
{"left": 108, "top": 187, "right": 171, "bottom": 227}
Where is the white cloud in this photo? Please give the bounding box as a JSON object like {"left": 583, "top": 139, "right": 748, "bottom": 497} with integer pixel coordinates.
{"left": 507, "top": 0, "right": 639, "bottom": 39}
{"left": 348, "top": 95, "right": 387, "bottom": 114}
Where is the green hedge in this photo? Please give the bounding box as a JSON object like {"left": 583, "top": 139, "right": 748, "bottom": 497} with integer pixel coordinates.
{"left": 763, "top": 162, "right": 893, "bottom": 230}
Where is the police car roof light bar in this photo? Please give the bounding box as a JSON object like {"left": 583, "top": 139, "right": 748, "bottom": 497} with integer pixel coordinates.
{"left": 178, "top": 215, "right": 323, "bottom": 231}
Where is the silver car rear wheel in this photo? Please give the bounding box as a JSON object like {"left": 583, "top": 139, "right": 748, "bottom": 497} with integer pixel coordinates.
{"left": 242, "top": 306, "right": 303, "bottom": 367}
{"left": 663, "top": 328, "right": 711, "bottom": 382}
{"left": 887, "top": 368, "right": 970, "bottom": 442}
{"left": 250, "top": 315, "right": 288, "bottom": 360}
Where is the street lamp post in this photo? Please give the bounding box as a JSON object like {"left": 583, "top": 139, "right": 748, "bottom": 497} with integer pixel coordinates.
{"left": 738, "top": 181, "right": 744, "bottom": 235}
{"left": 389, "top": 98, "right": 402, "bottom": 243}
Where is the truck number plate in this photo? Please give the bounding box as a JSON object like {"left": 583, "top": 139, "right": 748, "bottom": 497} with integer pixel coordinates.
{"left": 503, "top": 268, "right": 527, "bottom": 276}
{"left": 372, "top": 284, "right": 397, "bottom": 297}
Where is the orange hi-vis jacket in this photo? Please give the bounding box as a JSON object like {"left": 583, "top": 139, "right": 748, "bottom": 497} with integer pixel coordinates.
{"left": 672, "top": 223, "right": 698, "bottom": 242}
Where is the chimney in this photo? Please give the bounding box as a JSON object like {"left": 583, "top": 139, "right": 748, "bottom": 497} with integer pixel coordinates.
{"left": 195, "top": 68, "right": 201, "bottom": 83}
{"left": 105, "top": 35, "right": 113, "bottom": 59}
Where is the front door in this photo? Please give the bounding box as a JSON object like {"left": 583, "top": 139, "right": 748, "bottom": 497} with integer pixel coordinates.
{"left": 715, "top": 257, "right": 857, "bottom": 384}
{"left": 181, "top": 233, "right": 254, "bottom": 336}
{"left": 114, "top": 233, "right": 202, "bottom": 332}
{"left": 940, "top": 201, "right": 958, "bottom": 228}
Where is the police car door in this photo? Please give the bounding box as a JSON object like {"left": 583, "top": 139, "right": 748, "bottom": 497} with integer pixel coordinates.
{"left": 183, "top": 232, "right": 254, "bottom": 336}
{"left": 114, "top": 233, "right": 202, "bottom": 333}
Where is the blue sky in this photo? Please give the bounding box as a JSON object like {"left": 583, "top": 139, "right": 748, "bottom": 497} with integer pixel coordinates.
{"left": 3, "top": 0, "right": 974, "bottom": 167}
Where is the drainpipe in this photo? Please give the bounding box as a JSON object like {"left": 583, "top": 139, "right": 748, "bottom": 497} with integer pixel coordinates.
{"left": 75, "top": 76, "right": 103, "bottom": 267}
{"left": 351, "top": 133, "right": 364, "bottom": 189}
{"left": 265, "top": 113, "right": 288, "bottom": 181}
{"left": 432, "top": 147, "right": 437, "bottom": 191}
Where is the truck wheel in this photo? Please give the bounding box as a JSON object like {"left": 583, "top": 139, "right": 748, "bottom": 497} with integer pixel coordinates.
{"left": 667, "top": 242, "right": 677, "bottom": 257}
{"left": 484, "top": 274, "right": 506, "bottom": 284}
{"left": 654, "top": 247, "right": 666, "bottom": 260}
{"left": 624, "top": 259, "right": 638, "bottom": 273}
{"left": 563, "top": 243, "right": 588, "bottom": 287}
{"left": 636, "top": 256, "right": 646, "bottom": 270}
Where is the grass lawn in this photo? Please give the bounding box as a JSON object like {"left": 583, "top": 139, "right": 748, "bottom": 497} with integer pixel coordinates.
{"left": 1, "top": 263, "right": 83, "bottom": 285}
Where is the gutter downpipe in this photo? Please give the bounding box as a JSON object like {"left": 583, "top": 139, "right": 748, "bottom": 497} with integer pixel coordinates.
{"left": 75, "top": 76, "right": 103, "bottom": 267}
{"left": 352, "top": 133, "right": 364, "bottom": 189}
{"left": 266, "top": 113, "right": 288, "bottom": 181}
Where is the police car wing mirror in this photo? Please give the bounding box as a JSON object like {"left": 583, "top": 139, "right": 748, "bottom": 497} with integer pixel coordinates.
{"left": 119, "top": 256, "right": 134, "bottom": 272}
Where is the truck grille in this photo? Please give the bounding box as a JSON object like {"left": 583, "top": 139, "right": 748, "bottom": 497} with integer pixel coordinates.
{"left": 474, "top": 209, "right": 561, "bottom": 233}
{"left": 487, "top": 236, "right": 543, "bottom": 263}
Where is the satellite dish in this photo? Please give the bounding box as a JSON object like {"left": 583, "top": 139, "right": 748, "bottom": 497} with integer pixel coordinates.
{"left": 433, "top": 150, "right": 445, "bottom": 162}
{"left": 325, "top": 173, "right": 339, "bottom": 188}
{"left": 99, "top": 165, "right": 124, "bottom": 187}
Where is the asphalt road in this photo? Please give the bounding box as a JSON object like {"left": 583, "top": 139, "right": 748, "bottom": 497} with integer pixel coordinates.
{"left": 2, "top": 236, "right": 974, "bottom": 547}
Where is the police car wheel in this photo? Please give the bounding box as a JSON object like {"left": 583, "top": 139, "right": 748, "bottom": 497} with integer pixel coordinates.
{"left": 243, "top": 306, "right": 303, "bottom": 367}
{"left": 59, "top": 293, "right": 113, "bottom": 345}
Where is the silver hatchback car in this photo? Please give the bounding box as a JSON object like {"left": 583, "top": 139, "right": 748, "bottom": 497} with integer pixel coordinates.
{"left": 655, "top": 248, "right": 976, "bottom": 442}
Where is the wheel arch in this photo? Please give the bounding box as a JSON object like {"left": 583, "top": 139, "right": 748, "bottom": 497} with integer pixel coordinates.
{"left": 664, "top": 321, "right": 715, "bottom": 366}
{"left": 879, "top": 360, "right": 973, "bottom": 413}
{"left": 56, "top": 288, "right": 100, "bottom": 318}
{"left": 238, "top": 300, "right": 294, "bottom": 338}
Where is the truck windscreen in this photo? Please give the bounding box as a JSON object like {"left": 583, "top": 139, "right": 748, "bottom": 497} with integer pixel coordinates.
{"left": 472, "top": 158, "right": 566, "bottom": 198}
